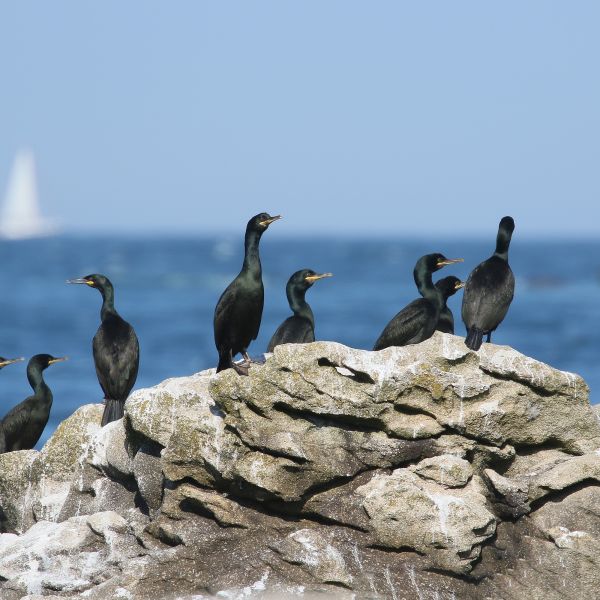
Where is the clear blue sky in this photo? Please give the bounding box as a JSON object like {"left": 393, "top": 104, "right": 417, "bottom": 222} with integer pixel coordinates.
{"left": 1, "top": 2, "right": 599, "bottom": 237}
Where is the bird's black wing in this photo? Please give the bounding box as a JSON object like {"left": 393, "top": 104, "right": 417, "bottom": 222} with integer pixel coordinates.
{"left": 0, "top": 399, "right": 34, "bottom": 451}
{"left": 243, "top": 281, "right": 264, "bottom": 343}
{"left": 462, "top": 258, "right": 515, "bottom": 331}
{"left": 214, "top": 275, "right": 264, "bottom": 356}
{"left": 93, "top": 315, "right": 140, "bottom": 401}
{"left": 267, "top": 316, "right": 314, "bottom": 352}
{"left": 214, "top": 281, "right": 238, "bottom": 352}
{"left": 374, "top": 298, "right": 436, "bottom": 350}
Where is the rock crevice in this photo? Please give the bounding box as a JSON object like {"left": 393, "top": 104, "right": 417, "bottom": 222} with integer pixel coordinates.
{"left": 0, "top": 333, "right": 599, "bottom": 599}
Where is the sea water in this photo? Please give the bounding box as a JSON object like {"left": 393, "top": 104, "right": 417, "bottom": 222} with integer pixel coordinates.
{"left": 0, "top": 234, "right": 597, "bottom": 448}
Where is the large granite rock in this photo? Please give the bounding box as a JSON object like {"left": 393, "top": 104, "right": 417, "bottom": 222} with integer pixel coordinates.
{"left": 0, "top": 404, "right": 103, "bottom": 534}
{"left": 0, "top": 333, "right": 599, "bottom": 598}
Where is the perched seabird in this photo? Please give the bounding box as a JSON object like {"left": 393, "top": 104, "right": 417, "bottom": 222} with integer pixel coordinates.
{"left": 373, "top": 253, "right": 463, "bottom": 350}
{"left": 68, "top": 274, "right": 139, "bottom": 426}
{"left": 214, "top": 212, "right": 281, "bottom": 374}
{"left": 462, "top": 216, "right": 515, "bottom": 350}
{"left": 0, "top": 354, "right": 66, "bottom": 452}
{"left": 435, "top": 276, "right": 465, "bottom": 334}
{"left": 267, "top": 269, "right": 332, "bottom": 352}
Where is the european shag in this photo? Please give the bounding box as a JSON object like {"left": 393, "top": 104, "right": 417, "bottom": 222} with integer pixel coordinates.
{"left": 267, "top": 269, "right": 332, "bottom": 352}
{"left": 462, "top": 216, "right": 515, "bottom": 350}
{"left": 373, "top": 254, "right": 463, "bottom": 350}
{"left": 68, "top": 274, "right": 139, "bottom": 426}
{"left": 0, "top": 354, "right": 66, "bottom": 453}
{"left": 435, "top": 276, "right": 465, "bottom": 334}
{"left": 214, "top": 213, "right": 281, "bottom": 374}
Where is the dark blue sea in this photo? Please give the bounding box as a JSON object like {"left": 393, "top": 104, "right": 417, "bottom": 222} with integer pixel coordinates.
{"left": 0, "top": 235, "right": 598, "bottom": 448}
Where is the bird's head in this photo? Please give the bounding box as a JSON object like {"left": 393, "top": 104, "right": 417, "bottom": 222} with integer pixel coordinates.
{"left": 0, "top": 357, "right": 24, "bottom": 370}
{"left": 495, "top": 216, "right": 516, "bottom": 256}
{"left": 28, "top": 354, "right": 68, "bottom": 372}
{"left": 248, "top": 213, "right": 282, "bottom": 233}
{"left": 435, "top": 276, "right": 465, "bottom": 300}
{"left": 499, "top": 216, "right": 515, "bottom": 234}
{"left": 291, "top": 269, "right": 333, "bottom": 291}
{"left": 422, "top": 253, "right": 464, "bottom": 273}
{"left": 67, "top": 274, "right": 112, "bottom": 292}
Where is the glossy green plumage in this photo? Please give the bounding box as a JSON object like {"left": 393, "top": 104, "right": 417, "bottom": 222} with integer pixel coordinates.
{"left": 214, "top": 213, "right": 279, "bottom": 373}
{"left": 69, "top": 274, "right": 139, "bottom": 426}
{"left": 0, "top": 354, "right": 64, "bottom": 453}
{"left": 267, "top": 269, "right": 325, "bottom": 352}
{"left": 435, "top": 276, "right": 464, "bottom": 334}
{"left": 374, "top": 254, "right": 458, "bottom": 350}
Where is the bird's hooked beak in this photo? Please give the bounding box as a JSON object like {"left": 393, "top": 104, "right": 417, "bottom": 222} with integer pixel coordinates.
{"left": 66, "top": 278, "right": 94, "bottom": 286}
{"left": 305, "top": 272, "right": 333, "bottom": 282}
{"left": 48, "top": 357, "right": 68, "bottom": 365}
{"left": 454, "top": 280, "right": 466, "bottom": 290}
{"left": 259, "top": 215, "right": 282, "bottom": 226}
{"left": 437, "top": 258, "right": 464, "bottom": 267}
{"left": 0, "top": 357, "right": 24, "bottom": 367}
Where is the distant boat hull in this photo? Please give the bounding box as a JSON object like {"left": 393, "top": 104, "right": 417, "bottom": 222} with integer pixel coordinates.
{"left": 0, "top": 221, "right": 59, "bottom": 240}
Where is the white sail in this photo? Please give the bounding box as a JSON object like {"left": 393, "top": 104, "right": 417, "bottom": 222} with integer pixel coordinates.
{"left": 0, "top": 150, "right": 58, "bottom": 239}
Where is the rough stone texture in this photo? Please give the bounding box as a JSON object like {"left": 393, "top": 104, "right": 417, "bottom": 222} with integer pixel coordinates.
{"left": 0, "top": 511, "right": 145, "bottom": 599}
{"left": 483, "top": 468, "right": 530, "bottom": 518}
{"left": 411, "top": 454, "right": 473, "bottom": 487}
{"left": 356, "top": 469, "right": 496, "bottom": 574}
{"left": 0, "top": 450, "right": 37, "bottom": 533}
{"left": 0, "top": 333, "right": 599, "bottom": 598}
{"left": 0, "top": 404, "right": 103, "bottom": 534}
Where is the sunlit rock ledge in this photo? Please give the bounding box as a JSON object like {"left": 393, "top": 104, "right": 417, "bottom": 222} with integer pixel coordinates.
{"left": 1, "top": 332, "right": 600, "bottom": 599}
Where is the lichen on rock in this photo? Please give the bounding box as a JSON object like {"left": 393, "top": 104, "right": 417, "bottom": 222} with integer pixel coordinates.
{"left": 0, "top": 332, "right": 599, "bottom": 598}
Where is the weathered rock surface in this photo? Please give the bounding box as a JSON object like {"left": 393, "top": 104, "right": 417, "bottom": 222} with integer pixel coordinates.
{"left": 0, "top": 404, "right": 103, "bottom": 534}
{"left": 0, "top": 333, "right": 599, "bottom": 598}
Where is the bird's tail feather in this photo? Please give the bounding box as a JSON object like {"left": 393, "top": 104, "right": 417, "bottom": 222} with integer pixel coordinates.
{"left": 101, "top": 399, "right": 125, "bottom": 427}
{"left": 465, "top": 327, "right": 484, "bottom": 351}
{"left": 216, "top": 352, "right": 232, "bottom": 373}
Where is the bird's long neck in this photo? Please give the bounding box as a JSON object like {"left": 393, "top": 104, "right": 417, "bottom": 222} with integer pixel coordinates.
{"left": 287, "top": 285, "right": 314, "bottom": 326}
{"left": 99, "top": 283, "right": 117, "bottom": 320}
{"left": 242, "top": 228, "right": 263, "bottom": 278}
{"left": 414, "top": 268, "right": 443, "bottom": 308}
{"left": 494, "top": 229, "right": 512, "bottom": 261}
{"left": 27, "top": 366, "right": 51, "bottom": 401}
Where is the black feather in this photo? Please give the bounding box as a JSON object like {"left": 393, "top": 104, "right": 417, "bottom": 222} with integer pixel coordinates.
{"left": 69, "top": 274, "right": 139, "bottom": 426}
{"left": 267, "top": 269, "right": 329, "bottom": 352}
{"left": 0, "top": 354, "right": 65, "bottom": 452}
{"left": 374, "top": 253, "right": 460, "bottom": 350}
{"left": 214, "top": 213, "right": 279, "bottom": 372}
{"left": 462, "top": 217, "right": 515, "bottom": 350}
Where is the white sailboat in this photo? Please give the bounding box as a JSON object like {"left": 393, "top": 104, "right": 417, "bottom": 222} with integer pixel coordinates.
{"left": 0, "top": 149, "right": 58, "bottom": 239}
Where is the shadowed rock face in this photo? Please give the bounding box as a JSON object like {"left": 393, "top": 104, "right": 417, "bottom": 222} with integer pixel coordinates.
{"left": 1, "top": 333, "right": 600, "bottom": 598}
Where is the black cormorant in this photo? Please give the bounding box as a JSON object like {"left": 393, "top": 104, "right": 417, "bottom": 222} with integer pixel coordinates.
{"left": 462, "top": 216, "right": 515, "bottom": 350}
{"left": 68, "top": 274, "right": 139, "bottom": 426}
{"left": 435, "top": 276, "right": 465, "bottom": 334}
{"left": 0, "top": 354, "right": 66, "bottom": 453}
{"left": 373, "top": 254, "right": 463, "bottom": 350}
{"left": 267, "top": 269, "right": 332, "bottom": 352}
{"left": 214, "top": 212, "right": 281, "bottom": 374}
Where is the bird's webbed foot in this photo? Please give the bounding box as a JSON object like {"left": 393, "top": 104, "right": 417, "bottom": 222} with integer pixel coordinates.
{"left": 232, "top": 361, "right": 249, "bottom": 376}
{"left": 239, "top": 351, "right": 256, "bottom": 367}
